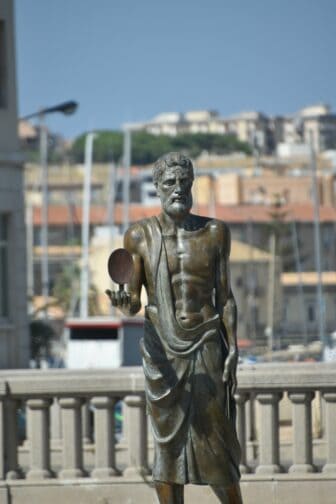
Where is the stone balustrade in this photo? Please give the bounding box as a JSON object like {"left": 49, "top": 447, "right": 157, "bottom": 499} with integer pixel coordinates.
{"left": 0, "top": 363, "right": 335, "bottom": 504}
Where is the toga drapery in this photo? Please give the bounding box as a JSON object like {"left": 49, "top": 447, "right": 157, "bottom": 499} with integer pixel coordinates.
{"left": 139, "top": 217, "right": 241, "bottom": 486}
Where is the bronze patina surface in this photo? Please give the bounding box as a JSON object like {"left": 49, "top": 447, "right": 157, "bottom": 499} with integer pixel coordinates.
{"left": 107, "top": 152, "right": 242, "bottom": 503}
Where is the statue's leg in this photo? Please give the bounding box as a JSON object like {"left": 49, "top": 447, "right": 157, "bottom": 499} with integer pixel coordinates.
{"left": 154, "top": 482, "right": 184, "bottom": 504}
{"left": 210, "top": 483, "right": 243, "bottom": 504}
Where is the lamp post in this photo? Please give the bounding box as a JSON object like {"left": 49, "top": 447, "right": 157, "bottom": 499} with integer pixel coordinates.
{"left": 21, "top": 101, "right": 78, "bottom": 315}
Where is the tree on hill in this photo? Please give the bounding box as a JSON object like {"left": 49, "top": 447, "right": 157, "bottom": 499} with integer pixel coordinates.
{"left": 70, "top": 130, "right": 252, "bottom": 165}
{"left": 70, "top": 131, "right": 123, "bottom": 164}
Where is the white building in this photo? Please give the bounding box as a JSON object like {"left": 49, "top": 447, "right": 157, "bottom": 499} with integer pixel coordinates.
{"left": 133, "top": 104, "right": 336, "bottom": 155}
{"left": 0, "top": 0, "right": 29, "bottom": 367}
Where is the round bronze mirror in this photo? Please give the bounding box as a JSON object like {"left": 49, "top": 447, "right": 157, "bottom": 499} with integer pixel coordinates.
{"left": 107, "top": 248, "right": 134, "bottom": 289}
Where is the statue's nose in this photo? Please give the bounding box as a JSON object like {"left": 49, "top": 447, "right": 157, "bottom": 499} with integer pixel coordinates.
{"left": 174, "top": 180, "right": 184, "bottom": 192}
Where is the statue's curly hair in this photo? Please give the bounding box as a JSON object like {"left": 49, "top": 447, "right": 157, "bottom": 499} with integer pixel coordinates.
{"left": 152, "top": 152, "right": 194, "bottom": 186}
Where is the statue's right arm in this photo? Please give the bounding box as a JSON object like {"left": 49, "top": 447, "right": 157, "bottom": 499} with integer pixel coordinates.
{"left": 108, "top": 225, "right": 145, "bottom": 317}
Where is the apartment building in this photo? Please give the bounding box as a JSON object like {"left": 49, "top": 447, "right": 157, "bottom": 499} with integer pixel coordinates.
{"left": 133, "top": 104, "right": 336, "bottom": 155}
{"left": 0, "top": 0, "right": 29, "bottom": 367}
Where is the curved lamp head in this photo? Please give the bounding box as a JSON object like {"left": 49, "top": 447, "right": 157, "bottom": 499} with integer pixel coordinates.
{"left": 21, "top": 100, "right": 79, "bottom": 121}
{"left": 42, "top": 100, "right": 78, "bottom": 116}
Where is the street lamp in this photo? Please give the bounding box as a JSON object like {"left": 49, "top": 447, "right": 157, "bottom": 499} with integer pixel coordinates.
{"left": 21, "top": 100, "right": 78, "bottom": 315}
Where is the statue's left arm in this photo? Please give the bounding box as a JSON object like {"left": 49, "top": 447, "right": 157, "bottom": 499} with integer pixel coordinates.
{"left": 215, "top": 222, "right": 239, "bottom": 394}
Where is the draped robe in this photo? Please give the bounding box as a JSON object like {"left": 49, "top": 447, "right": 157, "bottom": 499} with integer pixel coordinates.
{"left": 139, "top": 217, "right": 241, "bottom": 486}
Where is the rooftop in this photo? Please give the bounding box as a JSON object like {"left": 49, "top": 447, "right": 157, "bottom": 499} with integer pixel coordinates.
{"left": 32, "top": 203, "right": 336, "bottom": 226}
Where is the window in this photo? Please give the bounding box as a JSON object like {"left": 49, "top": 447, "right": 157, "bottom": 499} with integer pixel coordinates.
{"left": 0, "top": 20, "right": 7, "bottom": 108}
{"left": 0, "top": 214, "right": 9, "bottom": 318}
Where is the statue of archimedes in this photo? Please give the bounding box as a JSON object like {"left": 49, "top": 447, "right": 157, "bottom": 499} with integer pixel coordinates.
{"left": 107, "top": 152, "right": 242, "bottom": 503}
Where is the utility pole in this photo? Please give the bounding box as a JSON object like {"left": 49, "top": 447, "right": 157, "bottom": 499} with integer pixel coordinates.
{"left": 266, "top": 232, "right": 276, "bottom": 356}
{"left": 309, "top": 130, "right": 326, "bottom": 350}
{"left": 107, "top": 154, "right": 116, "bottom": 251}
{"left": 26, "top": 202, "right": 34, "bottom": 314}
{"left": 290, "top": 219, "right": 309, "bottom": 346}
{"left": 208, "top": 173, "right": 217, "bottom": 218}
{"left": 80, "top": 132, "right": 95, "bottom": 319}
{"left": 247, "top": 219, "right": 257, "bottom": 344}
{"left": 122, "top": 127, "right": 131, "bottom": 234}
{"left": 39, "top": 116, "right": 49, "bottom": 313}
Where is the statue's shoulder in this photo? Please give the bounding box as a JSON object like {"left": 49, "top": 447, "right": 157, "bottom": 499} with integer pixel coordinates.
{"left": 125, "top": 217, "right": 157, "bottom": 247}
{"left": 195, "top": 215, "right": 230, "bottom": 240}
{"left": 210, "top": 218, "right": 230, "bottom": 236}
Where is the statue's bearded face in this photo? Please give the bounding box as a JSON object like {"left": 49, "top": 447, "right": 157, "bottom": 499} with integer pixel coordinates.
{"left": 156, "top": 165, "right": 193, "bottom": 220}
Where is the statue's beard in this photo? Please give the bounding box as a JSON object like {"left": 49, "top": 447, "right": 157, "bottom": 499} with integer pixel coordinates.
{"left": 163, "top": 195, "right": 192, "bottom": 220}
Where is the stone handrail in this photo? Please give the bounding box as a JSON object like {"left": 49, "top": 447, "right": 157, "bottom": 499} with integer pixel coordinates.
{"left": 0, "top": 362, "right": 335, "bottom": 482}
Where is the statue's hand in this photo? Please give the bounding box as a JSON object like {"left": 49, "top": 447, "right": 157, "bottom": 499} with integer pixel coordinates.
{"left": 222, "top": 349, "right": 238, "bottom": 396}
{"left": 105, "top": 289, "right": 131, "bottom": 309}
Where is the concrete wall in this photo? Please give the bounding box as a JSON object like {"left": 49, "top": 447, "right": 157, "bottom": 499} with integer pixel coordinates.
{"left": 0, "top": 0, "right": 19, "bottom": 153}
{"left": 2, "top": 476, "right": 336, "bottom": 504}
{"left": 0, "top": 0, "right": 29, "bottom": 368}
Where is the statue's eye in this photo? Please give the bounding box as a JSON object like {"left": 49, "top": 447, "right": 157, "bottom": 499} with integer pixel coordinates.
{"left": 164, "top": 179, "right": 175, "bottom": 186}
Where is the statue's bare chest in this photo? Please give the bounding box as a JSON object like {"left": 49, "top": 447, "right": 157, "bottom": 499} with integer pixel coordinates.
{"left": 163, "top": 230, "right": 215, "bottom": 277}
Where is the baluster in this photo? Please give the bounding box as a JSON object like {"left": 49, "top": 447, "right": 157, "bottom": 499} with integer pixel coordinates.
{"left": 235, "top": 392, "right": 250, "bottom": 473}
{"left": 82, "top": 400, "right": 92, "bottom": 444}
{"left": 91, "top": 396, "right": 120, "bottom": 478}
{"left": 59, "top": 397, "right": 86, "bottom": 478}
{"left": 50, "top": 398, "right": 62, "bottom": 448}
{"left": 123, "top": 395, "right": 149, "bottom": 477}
{"left": 322, "top": 392, "right": 336, "bottom": 473}
{"left": 24, "top": 404, "right": 32, "bottom": 448}
{"left": 255, "top": 392, "right": 282, "bottom": 474}
{"left": 289, "top": 392, "right": 315, "bottom": 473}
{"left": 246, "top": 393, "right": 257, "bottom": 461}
{"left": 4, "top": 398, "right": 21, "bottom": 479}
{"left": 26, "top": 398, "right": 53, "bottom": 479}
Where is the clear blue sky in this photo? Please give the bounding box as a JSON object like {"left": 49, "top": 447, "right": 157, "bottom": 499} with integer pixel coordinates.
{"left": 15, "top": 0, "right": 336, "bottom": 139}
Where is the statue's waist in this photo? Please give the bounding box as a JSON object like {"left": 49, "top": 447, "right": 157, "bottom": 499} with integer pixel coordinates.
{"left": 145, "top": 304, "right": 221, "bottom": 340}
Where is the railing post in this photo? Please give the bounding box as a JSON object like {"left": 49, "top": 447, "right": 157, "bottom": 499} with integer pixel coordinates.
{"left": 26, "top": 398, "right": 53, "bottom": 479}
{"left": 289, "top": 391, "right": 315, "bottom": 473}
{"left": 59, "top": 397, "right": 86, "bottom": 478}
{"left": 322, "top": 392, "right": 336, "bottom": 473}
{"left": 255, "top": 392, "right": 282, "bottom": 474}
{"left": 91, "top": 396, "right": 120, "bottom": 478}
{"left": 4, "top": 398, "right": 21, "bottom": 479}
{"left": 235, "top": 392, "right": 250, "bottom": 473}
{"left": 123, "top": 395, "right": 149, "bottom": 477}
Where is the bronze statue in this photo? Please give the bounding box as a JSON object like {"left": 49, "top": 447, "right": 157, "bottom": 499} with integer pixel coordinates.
{"left": 107, "top": 152, "right": 242, "bottom": 503}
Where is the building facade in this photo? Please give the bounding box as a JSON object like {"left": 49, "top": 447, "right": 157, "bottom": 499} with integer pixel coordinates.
{"left": 0, "top": 0, "right": 29, "bottom": 368}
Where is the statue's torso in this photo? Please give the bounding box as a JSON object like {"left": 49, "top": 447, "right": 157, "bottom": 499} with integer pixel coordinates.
{"left": 163, "top": 226, "right": 217, "bottom": 328}
{"left": 140, "top": 215, "right": 226, "bottom": 329}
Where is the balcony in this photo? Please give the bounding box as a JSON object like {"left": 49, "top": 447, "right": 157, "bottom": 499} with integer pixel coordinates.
{"left": 0, "top": 363, "right": 335, "bottom": 503}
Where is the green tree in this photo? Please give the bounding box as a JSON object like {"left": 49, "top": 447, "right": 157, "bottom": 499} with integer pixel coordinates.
{"left": 52, "top": 263, "right": 101, "bottom": 316}
{"left": 70, "top": 130, "right": 123, "bottom": 163}
{"left": 70, "top": 130, "right": 252, "bottom": 165}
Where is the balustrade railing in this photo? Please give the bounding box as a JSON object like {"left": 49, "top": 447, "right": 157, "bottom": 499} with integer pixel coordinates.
{"left": 0, "top": 363, "right": 335, "bottom": 483}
